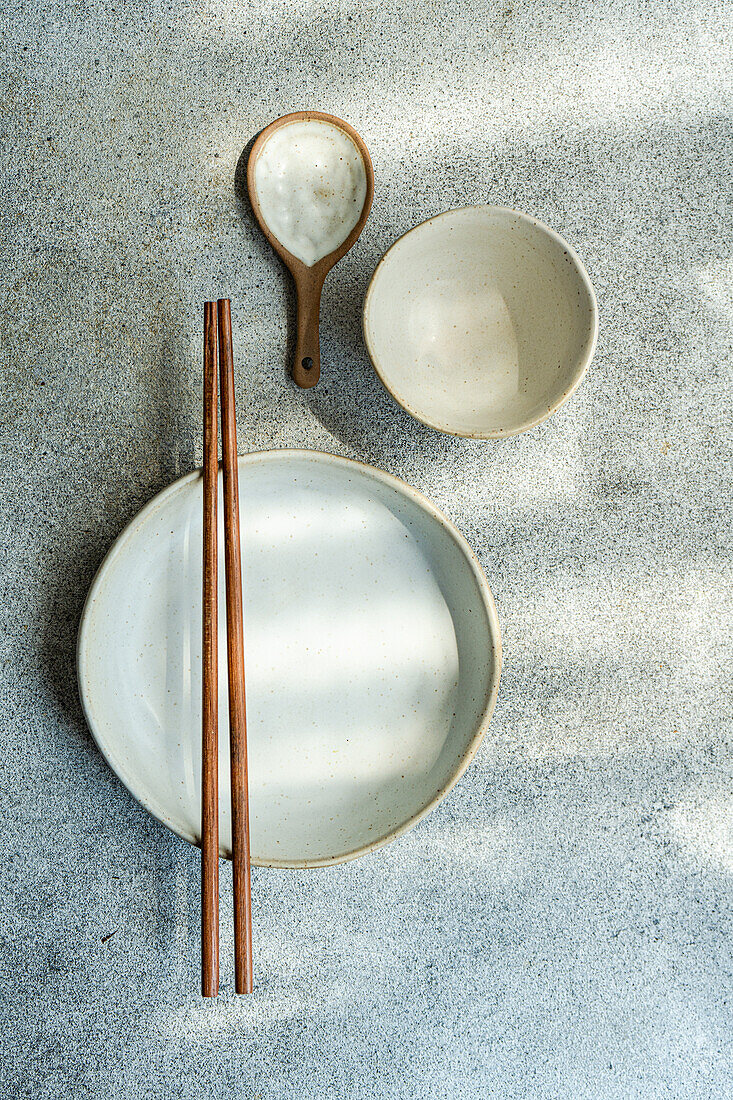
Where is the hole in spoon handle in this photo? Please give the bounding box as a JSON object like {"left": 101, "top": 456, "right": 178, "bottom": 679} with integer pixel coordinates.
{"left": 293, "top": 275, "right": 322, "bottom": 388}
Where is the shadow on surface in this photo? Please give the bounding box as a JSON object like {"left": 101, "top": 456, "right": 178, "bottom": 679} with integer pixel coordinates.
{"left": 40, "top": 326, "right": 198, "bottom": 741}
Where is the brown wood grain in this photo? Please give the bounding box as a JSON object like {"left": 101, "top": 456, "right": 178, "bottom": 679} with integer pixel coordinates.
{"left": 201, "top": 301, "right": 219, "bottom": 998}
{"left": 292, "top": 266, "right": 325, "bottom": 388}
{"left": 217, "top": 298, "right": 254, "bottom": 995}
{"left": 246, "top": 110, "right": 374, "bottom": 389}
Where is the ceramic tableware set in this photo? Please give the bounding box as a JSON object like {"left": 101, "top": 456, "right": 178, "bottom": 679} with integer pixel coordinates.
{"left": 77, "top": 111, "right": 598, "bottom": 993}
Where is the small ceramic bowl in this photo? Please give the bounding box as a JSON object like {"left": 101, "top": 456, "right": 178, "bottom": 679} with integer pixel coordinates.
{"left": 363, "top": 206, "right": 598, "bottom": 438}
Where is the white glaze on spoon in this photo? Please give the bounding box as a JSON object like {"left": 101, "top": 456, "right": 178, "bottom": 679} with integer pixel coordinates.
{"left": 252, "top": 120, "right": 368, "bottom": 267}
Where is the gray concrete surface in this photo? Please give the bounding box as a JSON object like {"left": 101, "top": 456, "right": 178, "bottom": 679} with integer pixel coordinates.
{"left": 1, "top": 1, "right": 732, "bottom": 1096}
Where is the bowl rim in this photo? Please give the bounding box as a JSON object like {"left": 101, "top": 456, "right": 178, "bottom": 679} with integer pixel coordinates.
{"left": 77, "top": 448, "right": 502, "bottom": 869}
{"left": 362, "top": 204, "right": 599, "bottom": 440}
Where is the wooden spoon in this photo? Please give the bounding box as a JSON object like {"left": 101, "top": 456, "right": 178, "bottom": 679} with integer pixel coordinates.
{"left": 247, "top": 110, "right": 374, "bottom": 388}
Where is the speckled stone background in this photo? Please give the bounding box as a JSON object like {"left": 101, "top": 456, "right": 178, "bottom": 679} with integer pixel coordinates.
{"left": 1, "top": 1, "right": 732, "bottom": 1096}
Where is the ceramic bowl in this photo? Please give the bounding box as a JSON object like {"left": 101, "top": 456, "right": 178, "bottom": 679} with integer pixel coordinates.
{"left": 363, "top": 206, "right": 598, "bottom": 438}
{"left": 78, "top": 450, "right": 501, "bottom": 868}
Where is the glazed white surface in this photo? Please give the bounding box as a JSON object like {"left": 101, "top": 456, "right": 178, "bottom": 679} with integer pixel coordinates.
{"left": 77, "top": 451, "right": 501, "bottom": 867}
{"left": 252, "top": 120, "right": 368, "bottom": 266}
{"left": 364, "top": 206, "right": 598, "bottom": 438}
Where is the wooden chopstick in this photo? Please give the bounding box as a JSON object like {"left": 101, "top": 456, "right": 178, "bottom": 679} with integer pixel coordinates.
{"left": 217, "top": 297, "right": 254, "bottom": 995}
{"left": 201, "top": 302, "right": 220, "bottom": 998}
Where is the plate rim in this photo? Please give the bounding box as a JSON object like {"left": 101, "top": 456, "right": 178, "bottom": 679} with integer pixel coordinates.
{"left": 77, "top": 447, "right": 502, "bottom": 868}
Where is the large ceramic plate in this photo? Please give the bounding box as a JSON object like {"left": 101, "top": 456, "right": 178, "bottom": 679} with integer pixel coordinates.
{"left": 78, "top": 450, "right": 501, "bottom": 867}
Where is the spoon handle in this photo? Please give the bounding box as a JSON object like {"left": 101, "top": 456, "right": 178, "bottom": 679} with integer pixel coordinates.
{"left": 292, "top": 272, "right": 323, "bottom": 388}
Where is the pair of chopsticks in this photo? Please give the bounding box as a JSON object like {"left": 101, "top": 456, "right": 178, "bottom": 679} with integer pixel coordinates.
{"left": 201, "top": 299, "right": 253, "bottom": 998}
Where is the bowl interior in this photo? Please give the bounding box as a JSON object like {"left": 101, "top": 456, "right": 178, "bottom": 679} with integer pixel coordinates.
{"left": 364, "top": 207, "right": 597, "bottom": 437}
{"left": 78, "top": 452, "right": 501, "bottom": 866}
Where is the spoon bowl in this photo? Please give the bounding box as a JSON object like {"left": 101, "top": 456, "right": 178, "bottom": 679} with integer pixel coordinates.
{"left": 247, "top": 111, "right": 374, "bottom": 388}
